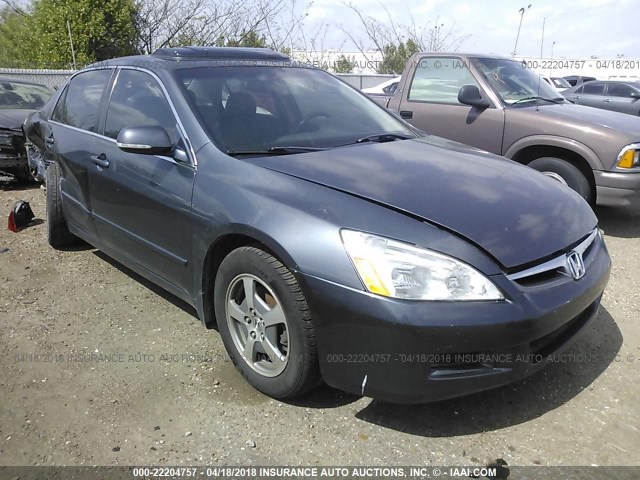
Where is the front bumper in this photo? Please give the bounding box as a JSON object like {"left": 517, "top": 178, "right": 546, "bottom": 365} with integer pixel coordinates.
{"left": 595, "top": 170, "right": 640, "bottom": 207}
{"left": 300, "top": 234, "right": 611, "bottom": 403}
{"left": 0, "top": 131, "right": 27, "bottom": 169}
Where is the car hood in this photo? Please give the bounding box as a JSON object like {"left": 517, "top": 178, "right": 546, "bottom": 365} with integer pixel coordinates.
{"left": 0, "top": 109, "right": 35, "bottom": 131}
{"left": 525, "top": 102, "right": 640, "bottom": 137}
{"left": 252, "top": 136, "right": 597, "bottom": 269}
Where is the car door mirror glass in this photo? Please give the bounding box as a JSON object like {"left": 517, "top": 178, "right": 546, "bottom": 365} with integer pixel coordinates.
{"left": 116, "top": 126, "right": 173, "bottom": 156}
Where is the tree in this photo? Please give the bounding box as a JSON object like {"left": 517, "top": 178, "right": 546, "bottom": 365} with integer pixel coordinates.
{"left": 341, "top": 2, "right": 470, "bottom": 74}
{"left": 0, "top": 0, "right": 138, "bottom": 68}
{"left": 0, "top": 6, "right": 27, "bottom": 67}
{"left": 333, "top": 54, "right": 356, "bottom": 73}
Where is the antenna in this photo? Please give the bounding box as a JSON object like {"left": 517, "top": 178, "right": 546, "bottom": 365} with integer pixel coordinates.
{"left": 536, "top": 17, "right": 545, "bottom": 111}
{"left": 67, "top": 20, "right": 77, "bottom": 70}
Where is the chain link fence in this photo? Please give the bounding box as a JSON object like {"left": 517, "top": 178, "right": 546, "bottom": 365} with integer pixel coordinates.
{"left": 0, "top": 68, "right": 76, "bottom": 90}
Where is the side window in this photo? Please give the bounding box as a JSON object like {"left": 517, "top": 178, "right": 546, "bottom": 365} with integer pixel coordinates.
{"left": 51, "top": 86, "right": 68, "bottom": 121}
{"left": 52, "top": 70, "right": 112, "bottom": 132}
{"left": 408, "top": 58, "right": 481, "bottom": 104}
{"left": 607, "top": 83, "right": 633, "bottom": 97}
{"left": 573, "top": 85, "right": 584, "bottom": 94}
{"left": 104, "top": 69, "right": 177, "bottom": 142}
{"left": 582, "top": 83, "right": 605, "bottom": 95}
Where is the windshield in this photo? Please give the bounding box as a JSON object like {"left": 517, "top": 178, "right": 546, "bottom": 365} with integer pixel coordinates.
{"left": 174, "top": 66, "right": 416, "bottom": 153}
{"left": 0, "top": 81, "right": 52, "bottom": 110}
{"left": 551, "top": 77, "right": 571, "bottom": 89}
{"left": 472, "top": 58, "right": 564, "bottom": 105}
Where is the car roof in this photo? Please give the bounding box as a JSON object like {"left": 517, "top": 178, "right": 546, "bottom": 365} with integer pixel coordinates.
{"left": 86, "top": 47, "right": 292, "bottom": 72}
{"left": 0, "top": 77, "right": 49, "bottom": 88}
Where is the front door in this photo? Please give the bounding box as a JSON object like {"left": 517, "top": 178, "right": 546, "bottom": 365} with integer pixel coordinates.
{"left": 89, "top": 68, "right": 196, "bottom": 293}
{"left": 396, "top": 56, "right": 505, "bottom": 154}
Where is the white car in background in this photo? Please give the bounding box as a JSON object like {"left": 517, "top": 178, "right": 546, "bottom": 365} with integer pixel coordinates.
{"left": 362, "top": 76, "right": 401, "bottom": 95}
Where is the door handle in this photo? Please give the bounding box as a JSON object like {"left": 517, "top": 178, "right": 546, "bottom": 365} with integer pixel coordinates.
{"left": 603, "top": 98, "right": 612, "bottom": 103}
{"left": 46, "top": 136, "right": 55, "bottom": 145}
{"left": 90, "top": 153, "right": 110, "bottom": 169}
{"left": 573, "top": 95, "right": 580, "bottom": 100}
{"left": 400, "top": 110, "right": 413, "bottom": 119}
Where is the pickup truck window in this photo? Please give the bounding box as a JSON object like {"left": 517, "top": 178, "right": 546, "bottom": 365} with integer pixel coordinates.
{"left": 473, "top": 58, "right": 562, "bottom": 105}
{"left": 408, "top": 57, "right": 479, "bottom": 104}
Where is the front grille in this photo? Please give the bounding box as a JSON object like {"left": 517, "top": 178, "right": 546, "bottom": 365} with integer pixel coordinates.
{"left": 507, "top": 228, "right": 599, "bottom": 287}
{"left": 0, "top": 131, "right": 22, "bottom": 158}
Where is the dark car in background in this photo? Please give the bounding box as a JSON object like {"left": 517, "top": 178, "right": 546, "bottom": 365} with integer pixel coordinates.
{"left": 564, "top": 75, "right": 597, "bottom": 87}
{"left": 0, "top": 77, "right": 52, "bottom": 182}
{"left": 564, "top": 80, "right": 640, "bottom": 116}
{"left": 25, "top": 47, "right": 611, "bottom": 403}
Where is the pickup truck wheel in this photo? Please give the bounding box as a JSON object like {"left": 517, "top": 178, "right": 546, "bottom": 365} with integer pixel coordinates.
{"left": 214, "top": 246, "right": 319, "bottom": 399}
{"left": 46, "top": 162, "right": 78, "bottom": 248}
{"left": 528, "top": 157, "right": 592, "bottom": 203}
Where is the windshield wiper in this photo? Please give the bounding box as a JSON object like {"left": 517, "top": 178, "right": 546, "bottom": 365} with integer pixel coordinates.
{"left": 226, "top": 146, "right": 328, "bottom": 157}
{"left": 355, "top": 133, "right": 412, "bottom": 144}
{"left": 510, "top": 96, "right": 564, "bottom": 105}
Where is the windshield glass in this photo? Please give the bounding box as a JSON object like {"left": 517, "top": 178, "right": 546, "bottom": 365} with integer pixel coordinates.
{"left": 472, "top": 58, "right": 564, "bottom": 105}
{"left": 174, "top": 66, "right": 416, "bottom": 152}
{"left": 551, "top": 77, "right": 571, "bottom": 89}
{"left": 0, "top": 81, "right": 52, "bottom": 110}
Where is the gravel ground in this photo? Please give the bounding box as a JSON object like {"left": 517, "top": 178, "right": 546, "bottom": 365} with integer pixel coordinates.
{"left": 0, "top": 176, "right": 639, "bottom": 468}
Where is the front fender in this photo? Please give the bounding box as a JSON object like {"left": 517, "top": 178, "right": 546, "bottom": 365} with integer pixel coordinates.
{"left": 503, "top": 135, "right": 604, "bottom": 170}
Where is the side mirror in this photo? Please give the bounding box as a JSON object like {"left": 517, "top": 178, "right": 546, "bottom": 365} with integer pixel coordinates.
{"left": 458, "top": 85, "right": 491, "bottom": 108}
{"left": 630, "top": 91, "right": 640, "bottom": 99}
{"left": 116, "top": 126, "right": 173, "bottom": 156}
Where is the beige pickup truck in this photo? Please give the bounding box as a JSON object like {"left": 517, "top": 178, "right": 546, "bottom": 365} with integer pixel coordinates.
{"left": 369, "top": 53, "right": 640, "bottom": 207}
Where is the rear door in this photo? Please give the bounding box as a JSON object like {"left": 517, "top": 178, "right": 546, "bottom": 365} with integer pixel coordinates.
{"left": 89, "top": 68, "right": 195, "bottom": 292}
{"left": 601, "top": 83, "right": 640, "bottom": 115}
{"left": 48, "top": 69, "right": 114, "bottom": 238}
{"left": 567, "top": 82, "right": 606, "bottom": 108}
{"left": 396, "top": 56, "right": 505, "bottom": 154}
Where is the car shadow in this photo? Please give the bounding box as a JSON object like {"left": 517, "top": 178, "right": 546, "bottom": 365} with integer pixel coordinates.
{"left": 352, "top": 306, "right": 621, "bottom": 436}
{"left": 595, "top": 206, "right": 640, "bottom": 238}
{"left": 92, "top": 250, "right": 199, "bottom": 320}
{"left": 0, "top": 177, "right": 42, "bottom": 191}
{"left": 91, "top": 248, "right": 622, "bottom": 423}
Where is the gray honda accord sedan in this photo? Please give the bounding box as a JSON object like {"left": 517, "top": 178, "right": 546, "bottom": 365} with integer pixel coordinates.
{"left": 25, "top": 47, "right": 611, "bottom": 403}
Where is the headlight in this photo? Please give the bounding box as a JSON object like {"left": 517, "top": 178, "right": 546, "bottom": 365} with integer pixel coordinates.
{"left": 341, "top": 229, "right": 504, "bottom": 301}
{"left": 616, "top": 143, "right": 640, "bottom": 169}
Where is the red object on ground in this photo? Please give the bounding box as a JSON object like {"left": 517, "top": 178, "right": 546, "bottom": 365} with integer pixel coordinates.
{"left": 7, "top": 210, "right": 17, "bottom": 232}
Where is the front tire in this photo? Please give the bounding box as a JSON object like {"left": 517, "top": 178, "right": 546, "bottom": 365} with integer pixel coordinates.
{"left": 214, "top": 246, "right": 319, "bottom": 399}
{"left": 528, "top": 157, "right": 592, "bottom": 203}
{"left": 46, "top": 162, "right": 78, "bottom": 248}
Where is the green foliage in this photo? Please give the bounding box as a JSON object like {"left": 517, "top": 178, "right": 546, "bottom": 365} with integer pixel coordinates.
{"left": 0, "top": 7, "right": 28, "bottom": 68}
{"left": 377, "top": 39, "right": 419, "bottom": 74}
{"left": 333, "top": 54, "right": 355, "bottom": 74}
{"left": 221, "top": 30, "right": 269, "bottom": 48}
{"left": 0, "top": 0, "right": 138, "bottom": 69}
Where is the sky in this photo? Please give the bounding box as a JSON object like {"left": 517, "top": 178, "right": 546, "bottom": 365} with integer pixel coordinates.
{"left": 303, "top": 0, "right": 640, "bottom": 58}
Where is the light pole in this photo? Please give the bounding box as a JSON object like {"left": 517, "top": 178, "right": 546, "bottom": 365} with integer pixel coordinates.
{"left": 512, "top": 4, "right": 531, "bottom": 57}
{"left": 551, "top": 41, "right": 556, "bottom": 58}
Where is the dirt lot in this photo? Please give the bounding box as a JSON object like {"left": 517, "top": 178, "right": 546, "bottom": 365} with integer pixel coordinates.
{"left": 0, "top": 177, "right": 639, "bottom": 469}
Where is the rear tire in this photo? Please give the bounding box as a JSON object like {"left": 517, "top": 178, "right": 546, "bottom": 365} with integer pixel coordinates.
{"left": 528, "top": 157, "right": 592, "bottom": 203}
{"left": 214, "top": 246, "right": 320, "bottom": 399}
{"left": 46, "top": 162, "right": 78, "bottom": 248}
